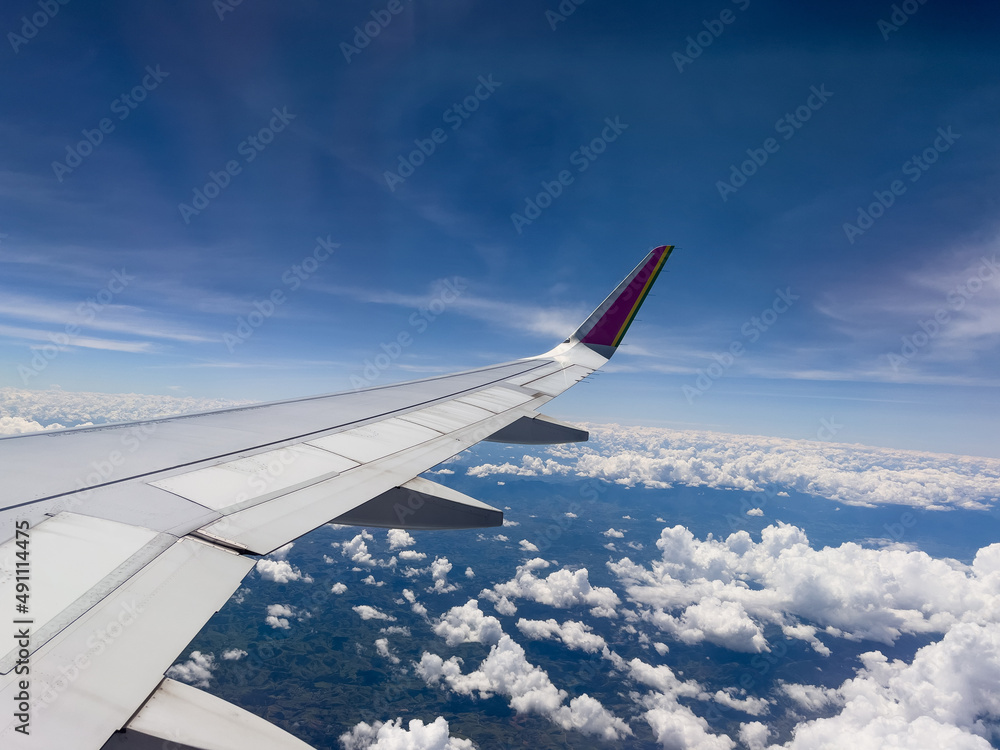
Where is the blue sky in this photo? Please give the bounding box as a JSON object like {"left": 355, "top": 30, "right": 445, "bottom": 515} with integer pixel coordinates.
{"left": 1, "top": 0, "right": 999, "bottom": 456}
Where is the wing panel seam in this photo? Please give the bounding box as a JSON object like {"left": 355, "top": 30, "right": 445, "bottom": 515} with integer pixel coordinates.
{"left": 2, "top": 361, "right": 556, "bottom": 513}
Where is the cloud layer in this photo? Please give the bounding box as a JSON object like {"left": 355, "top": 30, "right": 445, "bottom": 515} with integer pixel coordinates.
{"left": 467, "top": 424, "right": 1000, "bottom": 511}
{"left": 0, "top": 385, "right": 241, "bottom": 430}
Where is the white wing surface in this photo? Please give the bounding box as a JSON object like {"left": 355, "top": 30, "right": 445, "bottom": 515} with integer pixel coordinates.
{"left": 0, "top": 245, "right": 673, "bottom": 748}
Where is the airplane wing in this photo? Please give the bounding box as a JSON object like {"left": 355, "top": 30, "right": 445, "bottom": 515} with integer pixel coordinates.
{"left": 0, "top": 244, "right": 673, "bottom": 749}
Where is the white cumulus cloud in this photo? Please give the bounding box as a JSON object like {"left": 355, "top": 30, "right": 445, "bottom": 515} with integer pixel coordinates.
{"left": 387, "top": 529, "right": 416, "bottom": 550}
{"left": 343, "top": 530, "right": 377, "bottom": 567}
{"left": 626, "top": 657, "right": 734, "bottom": 750}
{"left": 255, "top": 557, "right": 313, "bottom": 584}
{"left": 374, "top": 638, "right": 401, "bottom": 665}
{"left": 515, "top": 618, "right": 607, "bottom": 653}
{"left": 166, "top": 651, "right": 216, "bottom": 688}
{"left": 339, "top": 716, "right": 475, "bottom": 750}
{"left": 429, "top": 556, "right": 458, "bottom": 594}
{"left": 609, "top": 523, "right": 1000, "bottom": 653}
{"left": 482, "top": 558, "right": 620, "bottom": 619}
{"left": 738, "top": 721, "right": 770, "bottom": 750}
{"left": 265, "top": 603, "right": 295, "bottom": 629}
{"left": 353, "top": 605, "right": 397, "bottom": 622}
{"left": 416, "top": 635, "right": 630, "bottom": 741}
{"left": 493, "top": 596, "right": 517, "bottom": 616}
{"left": 403, "top": 588, "right": 428, "bottom": 617}
{"left": 433, "top": 600, "right": 503, "bottom": 647}
{"left": 772, "top": 622, "right": 1000, "bottom": 749}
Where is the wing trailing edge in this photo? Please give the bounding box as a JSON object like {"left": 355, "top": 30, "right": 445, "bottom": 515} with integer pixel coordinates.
{"left": 484, "top": 413, "right": 588, "bottom": 445}
{"left": 101, "top": 678, "right": 316, "bottom": 749}
{"left": 332, "top": 477, "right": 503, "bottom": 530}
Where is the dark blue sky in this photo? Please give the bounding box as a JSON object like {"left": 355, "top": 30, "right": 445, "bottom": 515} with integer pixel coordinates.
{"left": 2, "top": 0, "right": 999, "bottom": 455}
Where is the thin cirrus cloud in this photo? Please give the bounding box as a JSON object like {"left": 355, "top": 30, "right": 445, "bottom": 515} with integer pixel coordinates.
{"left": 0, "top": 294, "right": 215, "bottom": 352}
{"left": 315, "top": 280, "right": 589, "bottom": 340}
{"left": 810, "top": 243, "right": 1000, "bottom": 377}
{"left": 0, "top": 323, "right": 157, "bottom": 353}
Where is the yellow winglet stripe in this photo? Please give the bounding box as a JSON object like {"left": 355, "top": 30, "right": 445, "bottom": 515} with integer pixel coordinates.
{"left": 610, "top": 245, "right": 672, "bottom": 346}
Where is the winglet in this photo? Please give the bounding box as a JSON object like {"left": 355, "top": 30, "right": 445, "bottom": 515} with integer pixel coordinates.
{"left": 570, "top": 244, "right": 673, "bottom": 358}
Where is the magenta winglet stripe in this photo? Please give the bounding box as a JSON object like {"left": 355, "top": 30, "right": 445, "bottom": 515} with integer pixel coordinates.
{"left": 579, "top": 245, "right": 671, "bottom": 347}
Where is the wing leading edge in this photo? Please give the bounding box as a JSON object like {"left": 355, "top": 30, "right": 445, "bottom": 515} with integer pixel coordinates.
{"left": 0, "top": 244, "right": 673, "bottom": 749}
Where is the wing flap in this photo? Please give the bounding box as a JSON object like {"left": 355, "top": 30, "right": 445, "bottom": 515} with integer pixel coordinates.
{"left": 101, "top": 678, "right": 316, "bottom": 750}
{"left": 454, "top": 386, "right": 535, "bottom": 413}
{"left": 195, "top": 407, "right": 526, "bottom": 554}
{"left": 396, "top": 401, "right": 496, "bottom": 433}
{"left": 0, "top": 537, "right": 253, "bottom": 748}
{"left": 0, "top": 513, "right": 173, "bottom": 674}
{"left": 306, "top": 417, "right": 440, "bottom": 462}
{"left": 484, "top": 414, "right": 589, "bottom": 445}
{"left": 333, "top": 477, "right": 502, "bottom": 530}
